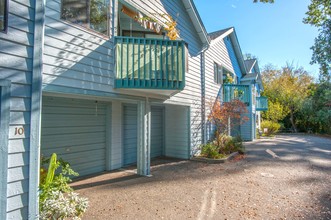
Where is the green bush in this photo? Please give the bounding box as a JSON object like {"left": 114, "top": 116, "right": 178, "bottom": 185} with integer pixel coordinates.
{"left": 200, "top": 132, "right": 245, "bottom": 159}
{"left": 261, "top": 120, "right": 281, "bottom": 136}
{"left": 200, "top": 143, "right": 223, "bottom": 159}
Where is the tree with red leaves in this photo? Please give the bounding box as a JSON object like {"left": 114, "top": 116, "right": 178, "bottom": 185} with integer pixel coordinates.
{"left": 207, "top": 99, "right": 248, "bottom": 147}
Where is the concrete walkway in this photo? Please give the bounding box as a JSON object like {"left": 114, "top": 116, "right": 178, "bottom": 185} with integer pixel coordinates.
{"left": 75, "top": 134, "right": 331, "bottom": 219}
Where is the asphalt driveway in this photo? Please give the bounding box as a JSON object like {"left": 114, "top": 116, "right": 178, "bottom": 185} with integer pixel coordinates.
{"left": 73, "top": 134, "right": 331, "bottom": 219}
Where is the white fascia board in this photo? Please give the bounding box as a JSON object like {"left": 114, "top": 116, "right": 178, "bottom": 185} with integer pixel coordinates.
{"left": 182, "top": 0, "right": 210, "bottom": 47}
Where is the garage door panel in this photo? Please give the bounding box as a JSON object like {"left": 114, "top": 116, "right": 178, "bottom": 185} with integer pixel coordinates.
{"left": 42, "top": 143, "right": 105, "bottom": 156}
{"left": 41, "top": 97, "right": 108, "bottom": 177}
{"left": 42, "top": 115, "right": 106, "bottom": 127}
{"left": 123, "top": 104, "right": 138, "bottom": 166}
{"left": 41, "top": 133, "right": 106, "bottom": 147}
{"left": 41, "top": 126, "right": 105, "bottom": 136}
{"left": 42, "top": 106, "right": 106, "bottom": 115}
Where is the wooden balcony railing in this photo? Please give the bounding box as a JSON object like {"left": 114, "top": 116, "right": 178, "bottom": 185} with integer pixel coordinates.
{"left": 223, "top": 84, "right": 250, "bottom": 105}
{"left": 115, "top": 36, "right": 185, "bottom": 90}
{"left": 256, "top": 96, "right": 268, "bottom": 111}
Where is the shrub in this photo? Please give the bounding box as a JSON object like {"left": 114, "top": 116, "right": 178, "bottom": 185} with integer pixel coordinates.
{"left": 40, "top": 153, "right": 89, "bottom": 220}
{"left": 202, "top": 132, "right": 245, "bottom": 156}
{"left": 261, "top": 120, "right": 281, "bottom": 136}
{"left": 200, "top": 143, "right": 223, "bottom": 159}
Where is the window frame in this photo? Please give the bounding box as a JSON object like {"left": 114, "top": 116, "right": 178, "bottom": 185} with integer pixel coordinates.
{"left": 214, "top": 63, "right": 223, "bottom": 84}
{"left": 60, "top": 0, "right": 111, "bottom": 36}
{"left": 0, "top": 0, "right": 8, "bottom": 33}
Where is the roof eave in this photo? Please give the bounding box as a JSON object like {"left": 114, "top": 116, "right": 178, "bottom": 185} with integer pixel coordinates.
{"left": 182, "top": 0, "right": 210, "bottom": 48}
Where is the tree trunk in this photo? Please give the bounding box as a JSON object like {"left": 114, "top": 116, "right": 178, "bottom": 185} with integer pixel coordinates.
{"left": 290, "top": 109, "right": 297, "bottom": 133}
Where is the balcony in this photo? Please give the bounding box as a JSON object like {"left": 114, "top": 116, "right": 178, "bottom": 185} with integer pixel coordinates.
{"left": 115, "top": 36, "right": 185, "bottom": 90}
{"left": 256, "top": 96, "right": 268, "bottom": 111}
{"left": 223, "top": 84, "right": 250, "bottom": 105}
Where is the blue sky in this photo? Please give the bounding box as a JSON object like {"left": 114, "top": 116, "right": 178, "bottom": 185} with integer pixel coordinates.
{"left": 194, "top": 0, "right": 319, "bottom": 78}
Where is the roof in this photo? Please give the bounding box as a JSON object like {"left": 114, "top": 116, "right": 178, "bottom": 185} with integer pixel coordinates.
{"left": 241, "top": 73, "right": 258, "bottom": 80}
{"left": 182, "top": 0, "right": 210, "bottom": 48}
{"left": 208, "top": 28, "right": 232, "bottom": 40}
{"left": 244, "top": 59, "right": 257, "bottom": 73}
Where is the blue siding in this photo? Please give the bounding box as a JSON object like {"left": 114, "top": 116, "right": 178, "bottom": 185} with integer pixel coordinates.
{"left": 0, "top": 0, "right": 43, "bottom": 218}
{"left": 224, "top": 37, "right": 242, "bottom": 78}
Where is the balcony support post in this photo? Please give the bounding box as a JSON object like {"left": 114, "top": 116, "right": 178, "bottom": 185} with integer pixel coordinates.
{"left": 137, "top": 98, "right": 151, "bottom": 176}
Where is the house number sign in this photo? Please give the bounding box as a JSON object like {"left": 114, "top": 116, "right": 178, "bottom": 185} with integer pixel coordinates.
{"left": 14, "top": 127, "right": 25, "bottom": 136}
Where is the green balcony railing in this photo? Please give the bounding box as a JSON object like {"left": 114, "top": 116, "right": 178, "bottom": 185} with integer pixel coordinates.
{"left": 115, "top": 36, "right": 185, "bottom": 90}
{"left": 223, "top": 84, "right": 250, "bottom": 105}
{"left": 256, "top": 96, "right": 268, "bottom": 111}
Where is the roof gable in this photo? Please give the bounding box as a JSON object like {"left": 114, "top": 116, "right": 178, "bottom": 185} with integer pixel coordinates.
{"left": 208, "top": 27, "right": 247, "bottom": 76}
{"left": 182, "top": 0, "right": 210, "bottom": 48}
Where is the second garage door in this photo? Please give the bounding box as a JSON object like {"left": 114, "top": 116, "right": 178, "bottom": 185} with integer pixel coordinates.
{"left": 123, "top": 104, "right": 138, "bottom": 166}
{"left": 151, "top": 106, "right": 164, "bottom": 158}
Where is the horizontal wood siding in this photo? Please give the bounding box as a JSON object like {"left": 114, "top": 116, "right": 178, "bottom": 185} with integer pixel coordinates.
{"left": 41, "top": 97, "right": 108, "bottom": 177}
{"left": 224, "top": 36, "right": 243, "bottom": 78}
{"left": 240, "top": 112, "right": 253, "bottom": 141}
{"left": 165, "top": 105, "right": 189, "bottom": 159}
{"left": 43, "top": 0, "right": 114, "bottom": 93}
{"left": 0, "top": 0, "right": 35, "bottom": 218}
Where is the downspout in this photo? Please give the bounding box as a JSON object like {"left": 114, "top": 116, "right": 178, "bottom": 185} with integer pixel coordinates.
{"left": 200, "top": 43, "right": 209, "bottom": 144}
{"left": 29, "top": 0, "right": 45, "bottom": 219}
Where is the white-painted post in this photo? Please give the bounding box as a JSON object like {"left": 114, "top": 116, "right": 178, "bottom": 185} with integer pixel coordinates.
{"left": 137, "top": 98, "right": 151, "bottom": 176}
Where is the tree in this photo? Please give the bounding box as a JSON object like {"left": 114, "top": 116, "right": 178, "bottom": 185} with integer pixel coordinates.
{"left": 303, "top": 0, "right": 331, "bottom": 81}
{"left": 262, "top": 64, "right": 313, "bottom": 132}
{"left": 207, "top": 99, "right": 248, "bottom": 140}
{"left": 297, "top": 82, "right": 331, "bottom": 134}
{"left": 262, "top": 100, "right": 288, "bottom": 122}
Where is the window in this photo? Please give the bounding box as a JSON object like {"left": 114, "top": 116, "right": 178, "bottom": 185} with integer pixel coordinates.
{"left": 0, "top": 0, "right": 8, "bottom": 32}
{"left": 223, "top": 70, "right": 236, "bottom": 84}
{"left": 61, "top": 0, "right": 110, "bottom": 35}
{"left": 214, "top": 63, "right": 222, "bottom": 84}
{"left": 214, "top": 63, "right": 236, "bottom": 85}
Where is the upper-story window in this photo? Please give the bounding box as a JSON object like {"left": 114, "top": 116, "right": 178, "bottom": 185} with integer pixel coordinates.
{"left": 61, "top": 0, "right": 110, "bottom": 35}
{"left": 0, "top": 0, "right": 8, "bottom": 32}
{"left": 214, "top": 63, "right": 237, "bottom": 85}
{"left": 214, "top": 63, "right": 222, "bottom": 84}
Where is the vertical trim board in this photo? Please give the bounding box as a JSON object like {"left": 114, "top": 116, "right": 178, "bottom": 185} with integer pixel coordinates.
{"left": 0, "top": 80, "right": 11, "bottom": 220}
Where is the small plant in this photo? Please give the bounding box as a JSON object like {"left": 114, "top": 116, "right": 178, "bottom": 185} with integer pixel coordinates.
{"left": 199, "top": 133, "right": 245, "bottom": 159}
{"left": 261, "top": 120, "right": 281, "bottom": 136}
{"left": 200, "top": 143, "right": 223, "bottom": 159}
{"left": 39, "top": 153, "right": 89, "bottom": 220}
